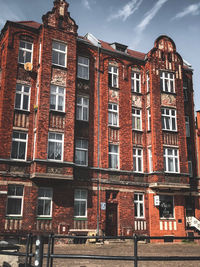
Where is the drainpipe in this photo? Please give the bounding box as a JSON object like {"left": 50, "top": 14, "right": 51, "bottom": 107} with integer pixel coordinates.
{"left": 97, "top": 42, "right": 101, "bottom": 236}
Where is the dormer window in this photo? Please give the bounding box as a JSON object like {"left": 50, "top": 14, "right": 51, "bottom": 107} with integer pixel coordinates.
{"left": 110, "top": 42, "right": 128, "bottom": 53}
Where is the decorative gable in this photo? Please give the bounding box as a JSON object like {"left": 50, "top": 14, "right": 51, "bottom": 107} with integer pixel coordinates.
{"left": 42, "top": 0, "right": 78, "bottom": 35}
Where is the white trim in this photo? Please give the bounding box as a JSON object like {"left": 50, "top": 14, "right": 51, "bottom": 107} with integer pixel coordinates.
{"left": 163, "top": 147, "right": 179, "bottom": 173}
{"left": 18, "top": 40, "right": 33, "bottom": 64}
{"left": 160, "top": 71, "right": 175, "bottom": 93}
{"left": 47, "top": 132, "right": 64, "bottom": 161}
{"left": 52, "top": 40, "right": 67, "bottom": 67}
{"left": 76, "top": 95, "right": 89, "bottom": 121}
{"left": 77, "top": 56, "right": 89, "bottom": 80}
{"left": 74, "top": 189, "right": 88, "bottom": 218}
{"left": 131, "top": 71, "right": 141, "bottom": 93}
{"left": 108, "top": 65, "right": 119, "bottom": 88}
{"left": 134, "top": 192, "right": 145, "bottom": 219}
{"left": 6, "top": 185, "right": 24, "bottom": 217}
{"left": 132, "top": 107, "right": 142, "bottom": 131}
{"left": 50, "top": 84, "right": 66, "bottom": 112}
{"left": 15, "top": 84, "right": 31, "bottom": 112}
{"left": 37, "top": 187, "right": 53, "bottom": 218}
{"left": 108, "top": 103, "right": 119, "bottom": 127}
{"left": 108, "top": 144, "right": 119, "bottom": 170}
{"left": 161, "top": 108, "right": 177, "bottom": 131}
{"left": 133, "top": 147, "right": 143, "bottom": 173}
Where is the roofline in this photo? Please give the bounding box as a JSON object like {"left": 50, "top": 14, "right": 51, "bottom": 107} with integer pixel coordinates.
{"left": 77, "top": 37, "right": 146, "bottom": 63}
{"left": 0, "top": 20, "right": 41, "bottom": 42}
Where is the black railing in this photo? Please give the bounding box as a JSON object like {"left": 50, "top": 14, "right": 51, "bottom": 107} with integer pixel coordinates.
{"left": 0, "top": 234, "right": 200, "bottom": 267}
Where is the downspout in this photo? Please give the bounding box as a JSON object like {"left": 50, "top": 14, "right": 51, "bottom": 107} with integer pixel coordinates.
{"left": 97, "top": 42, "right": 101, "bottom": 235}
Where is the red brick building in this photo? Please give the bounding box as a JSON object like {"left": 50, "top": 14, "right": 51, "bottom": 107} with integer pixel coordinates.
{"left": 0, "top": 0, "right": 199, "bottom": 239}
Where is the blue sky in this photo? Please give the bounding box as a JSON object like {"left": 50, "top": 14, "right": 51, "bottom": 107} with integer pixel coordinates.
{"left": 0, "top": 0, "right": 199, "bottom": 110}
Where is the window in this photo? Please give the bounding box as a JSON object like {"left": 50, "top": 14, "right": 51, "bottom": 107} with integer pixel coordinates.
{"left": 160, "top": 72, "right": 175, "bottom": 93}
{"left": 183, "top": 80, "right": 188, "bottom": 101}
{"left": 11, "top": 131, "right": 28, "bottom": 160}
{"left": 18, "top": 40, "right": 33, "bottom": 64}
{"left": 161, "top": 108, "right": 177, "bottom": 131}
{"left": 39, "top": 42, "right": 41, "bottom": 64}
{"left": 148, "top": 148, "right": 153, "bottom": 173}
{"left": 109, "top": 144, "right": 119, "bottom": 169}
{"left": 185, "top": 116, "right": 190, "bottom": 137}
{"left": 52, "top": 41, "right": 67, "bottom": 67}
{"left": 147, "top": 109, "right": 151, "bottom": 131}
{"left": 108, "top": 65, "right": 118, "bottom": 88}
{"left": 50, "top": 85, "right": 65, "bottom": 112}
{"left": 15, "top": 84, "right": 30, "bottom": 111}
{"left": 74, "top": 189, "right": 87, "bottom": 217}
{"left": 133, "top": 147, "right": 143, "bottom": 172}
{"left": 48, "top": 132, "right": 63, "bottom": 161}
{"left": 188, "top": 161, "right": 193, "bottom": 177}
{"left": 108, "top": 103, "right": 118, "bottom": 127}
{"left": 37, "top": 188, "right": 53, "bottom": 217}
{"left": 75, "top": 139, "right": 88, "bottom": 166}
{"left": 77, "top": 56, "right": 89, "bottom": 80}
{"left": 146, "top": 73, "right": 150, "bottom": 92}
{"left": 132, "top": 107, "right": 142, "bottom": 130}
{"left": 134, "top": 193, "right": 144, "bottom": 218}
{"left": 159, "top": 195, "right": 174, "bottom": 219}
{"left": 163, "top": 147, "right": 179, "bottom": 173}
{"left": 76, "top": 96, "right": 89, "bottom": 121}
{"left": 131, "top": 72, "right": 141, "bottom": 93}
{"left": 6, "top": 185, "right": 23, "bottom": 216}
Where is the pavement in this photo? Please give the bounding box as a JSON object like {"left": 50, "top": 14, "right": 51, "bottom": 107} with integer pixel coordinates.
{"left": 40, "top": 240, "right": 200, "bottom": 267}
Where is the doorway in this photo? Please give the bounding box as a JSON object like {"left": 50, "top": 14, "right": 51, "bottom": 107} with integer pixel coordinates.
{"left": 106, "top": 203, "right": 118, "bottom": 236}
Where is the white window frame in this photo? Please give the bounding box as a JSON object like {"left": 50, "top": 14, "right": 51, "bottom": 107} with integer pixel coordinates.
{"left": 11, "top": 131, "right": 28, "bottom": 161}
{"left": 160, "top": 71, "right": 175, "bottom": 93}
{"left": 161, "top": 108, "right": 177, "bottom": 131}
{"left": 188, "top": 161, "right": 193, "bottom": 177}
{"left": 6, "top": 185, "right": 24, "bottom": 217}
{"left": 39, "top": 42, "right": 42, "bottom": 64}
{"left": 146, "top": 72, "right": 150, "bottom": 92}
{"left": 77, "top": 56, "right": 89, "bottom": 80}
{"left": 15, "top": 84, "right": 31, "bottom": 111}
{"left": 50, "top": 85, "right": 65, "bottom": 112}
{"left": 109, "top": 144, "right": 119, "bottom": 169}
{"left": 132, "top": 107, "right": 142, "bottom": 131}
{"left": 33, "top": 131, "right": 36, "bottom": 160}
{"left": 47, "top": 132, "right": 63, "bottom": 161}
{"left": 18, "top": 40, "right": 33, "bottom": 64}
{"left": 108, "top": 103, "right": 119, "bottom": 127}
{"left": 108, "top": 65, "right": 118, "bottom": 88}
{"left": 74, "top": 189, "right": 87, "bottom": 218}
{"left": 131, "top": 72, "right": 141, "bottom": 93}
{"left": 147, "top": 108, "right": 151, "bottom": 131}
{"left": 148, "top": 148, "right": 153, "bottom": 173}
{"left": 133, "top": 147, "right": 143, "bottom": 173}
{"left": 52, "top": 41, "right": 67, "bottom": 67}
{"left": 163, "top": 147, "right": 179, "bottom": 173}
{"left": 185, "top": 116, "right": 190, "bottom": 137}
{"left": 75, "top": 139, "right": 88, "bottom": 166}
{"left": 37, "top": 187, "right": 53, "bottom": 218}
{"left": 76, "top": 96, "right": 89, "bottom": 121}
{"left": 159, "top": 195, "right": 174, "bottom": 219}
{"left": 134, "top": 193, "right": 144, "bottom": 219}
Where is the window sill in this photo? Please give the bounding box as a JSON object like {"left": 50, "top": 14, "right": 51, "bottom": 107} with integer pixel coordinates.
{"left": 6, "top": 216, "right": 22, "bottom": 220}
{"left": 160, "top": 218, "right": 175, "bottom": 220}
{"left": 162, "top": 130, "right": 178, "bottom": 133}
{"left": 49, "top": 110, "right": 66, "bottom": 115}
{"left": 132, "top": 129, "right": 143, "bottom": 133}
{"left": 131, "top": 91, "right": 142, "bottom": 95}
{"left": 77, "top": 77, "right": 89, "bottom": 82}
{"left": 10, "top": 158, "right": 27, "bottom": 162}
{"left": 52, "top": 64, "right": 67, "bottom": 71}
{"left": 36, "top": 217, "right": 52, "bottom": 220}
{"left": 108, "top": 125, "right": 120, "bottom": 130}
{"left": 14, "top": 109, "right": 30, "bottom": 114}
{"left": 109, "top": 86, "right": 120, "bottom": 91}
{"left": 161, "top": 91, "right": 176, "bottom": 96}
{"left": 74, "top": 217, "right": 88, "bottom": 221}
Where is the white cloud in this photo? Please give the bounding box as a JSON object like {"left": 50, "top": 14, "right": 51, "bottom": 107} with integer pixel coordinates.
{"left": 82, "top": 0, "right": 91, "bottom": 10}
{"left": 108, "top": 0, "right": 143, "bottom": 22}
{"left": 0, "top": 2, "right": 24, "bottom": 27}
{"left": 172, "top": 3, "right": 200, "bottom": 20}
{"left": 136, "top": 0, "right": 168, "bottom": 32}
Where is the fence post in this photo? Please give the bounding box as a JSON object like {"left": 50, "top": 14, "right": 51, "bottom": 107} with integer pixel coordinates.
{"left": 34, "top": 235, "right": 44, "bottom": 267}
{"left": 134, "top": 234, "right": 138, "bottom": 267}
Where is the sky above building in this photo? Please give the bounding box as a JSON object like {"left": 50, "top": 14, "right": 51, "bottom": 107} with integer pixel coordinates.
{"left": 0, "top": 0, "right": 199, "bottom": 110}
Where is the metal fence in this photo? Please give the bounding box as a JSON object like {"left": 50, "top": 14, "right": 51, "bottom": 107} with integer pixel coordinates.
{"left": 0, "top": 234, "right": 200, "bottom": 267}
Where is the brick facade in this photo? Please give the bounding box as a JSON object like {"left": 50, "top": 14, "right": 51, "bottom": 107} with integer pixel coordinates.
{"left": 0, "top": 0, "right": 199, "bottom": 241}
